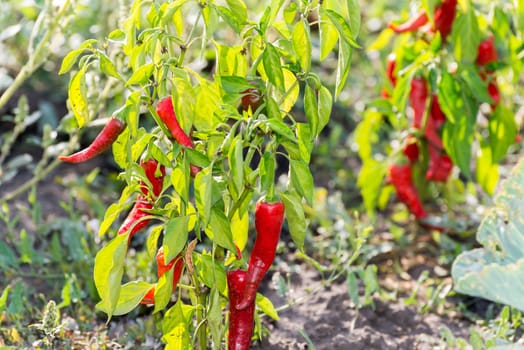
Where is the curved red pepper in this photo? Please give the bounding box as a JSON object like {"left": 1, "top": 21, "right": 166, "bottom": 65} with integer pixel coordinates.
{"left": 426, "top": 145, "right": 453, "bottom": 182}
{"left": 488, "top": 82, "right": 500, "bottom": 107}
{"left": 433, "top": 0, "right": 457, "bottom": 41}
{"left": 410, "top": 78, "right": 443, "bottom": 149}
{"left": 382, "top": 54, "right": 397, "bottom": 98}
{"left": 141, "top": 247, "right": 184, "bottom": 305}
{"left": 476, "top": 36, "right": 498, "bottom": 66}
{"left": 403, "top": 135, "right": 420, "bottom": 163}
{"left": 227, "top": 270, "right": 255, "bottom": 350}
{"left": 59, "top": 117, "right": 126, "bottom": 163}
{"left": 388, "top": 11, "right": 428, "bottom": 33}
{"left": 236, "top": 201, "right": 285, "bottom": 310}
{"left": 156, "top": 97, "right": 193, "bottom": 148}
{"left": 118, "top": 159, "right": 165, "bottom": 239}
{"left": 388, "top": 164, "right": 427, "bottom": 218}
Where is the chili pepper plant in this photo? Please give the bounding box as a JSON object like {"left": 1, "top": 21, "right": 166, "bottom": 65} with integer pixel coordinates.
{"left": 58, "top": 0, "right": 360, "bottom": 348}
{"left": 356, "top": 0, "right": 523, "bottom": 223}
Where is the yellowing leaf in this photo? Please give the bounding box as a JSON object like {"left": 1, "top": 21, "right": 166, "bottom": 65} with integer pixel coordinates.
{"left": 68, "top": 65, "right": 89, "bottom": 127}
{"left": 231, "top": 208, "right": 249, "bottom": 252}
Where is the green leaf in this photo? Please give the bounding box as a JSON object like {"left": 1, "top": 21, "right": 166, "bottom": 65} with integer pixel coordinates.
{"left": 228, "top": 136, "right": 244, "bottom": 197}
{"left": 452, "top": 9, "right": 481, "bottom": 63}
{"left": 98, "top": 51, "right": 122, "bottom": 81}
{"left": 225, "top": 0, "right": 247, "bottom": 24}
{"left": 460, "top": 66, "right": 492, "bottom": 104}
{"left": 476, "top": 141, "right": 499, "bottom": 196}
{"left": 185, "top": 148, "right": 211, "bottom": 169}
{"left": 126, "top": 63, "right": 154, "bottom": 86}
{"left": 442, "top": 113, "right": 475, "bottom": 179}
{"left": 297, "top": 123, "right": 313, "bottom": 163}
{"left": 357, "top": 159, "right": 387, "bottom": 217}
{"left": 256, "top": 293, "right": 279, "bottom": 320}
{"left": 280, "top": 190, "right": 306, "bottom": 251}
{"left": 205, "top": 208, "right": 238, "bottom": 255}
{"left": 334, "top": 37, "right": 353, "bottom": 99}
{"left": 113, "top": 281, "right": 153, "bottom": 316}
{"left": 489, "top": 105, "right": 518, "bottom": 163}
{"left": 324, "top": 9, "right": 360, "bottom": 48}
{"left": 94, "top": 233, "right": 128, "bottom": 320}
{"left": 195, "top": 167, "right": 213, "bottom": 227}
{"left": 289, "top": 159, "right": 314, "bottom": 205}
{"left": 318, "top": 85, "right": 332, "bottom": 134}
{"left": 347, "top": 271, "right": 360, "bottom": 308}
{"left": 163, "top": 216, "right": 189, "bottom": 263}
{"left": 263, "top": 43, "right": 285, "bottom": 92}
{"left": 452, "top": 158, "right": 524, "bottom": 312}
{"left": 68, "top": 65, "right": 89, "bottom": 127}
{"left": 219, "top": 75, "right": 251, "bottom": 94}
{"left": 263, "top": 118, "right": 297, "bottom": 143}
{"left": 260, "top": 151, "right": 276, "bottom": 195}
{"left": 304, "top": 85, "right": 319, "bottom": 137}
{"left": 207, "top": 288, "right": 223, "bottom": 346}
{"left": 193, "top": 253, "right": 227, "bottom": 294}
{"left": 319, "top": 7, "right": 338, "bottom": 61}
{"left": 153, "top": 268, "right": 174, "bottom": 313}
{"left": 347, "top": 0, "right": 361, "bottom": 39}
{"left": 437, "top": 71, "right": 460, "bottom": 123}
{"left": 162, "top": 301, "right": 193, "bottom": 348}
{"left": 292, "top": 19, "right": 312, "bottom": 73}
{"left": 59, "top": 48, "right": 86, "bottom": 75}
{"left": 215, "top": 5, "right": 242, "bottom": 33}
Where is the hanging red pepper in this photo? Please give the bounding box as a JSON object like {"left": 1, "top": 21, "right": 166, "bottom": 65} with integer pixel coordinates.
{"left": 141, "top": 247, "right": 184, "bottom": 305}
{"left": 156, "top": 97, "right": 201, "bottom": 176}
{"left": 410, "top": 78, "right": 443, "bottom": 149}
{"left": 59, "top": 117, "right": 126, "bottom": 163}
{"left": 430, "top": 95, "right": 446, "bottom": 128}
{"left": 387, "top": 164, "right": 427, "bottom": 218}
{"left": 488, "top": 81, "right": 500, "bottom": 107}
{"left": 476, "top": 36, "right": 498, "bottom": 66}
{"left": 403, "top": 135, "right": 420, "bottom": 163}
{"left": 433, "top": 0, "right": 457, "bottom": 41}
{"left": 236, "top": 201, "right": 285, "bottom": 310}
{"left": 426, "top": 145, "right": 453, "bottom": 182}
{"left": 382, "top": 54, "right": 397, "bottom": 98}
{"left": 227, "top": 270, "right": 255, "bottom": 350}
{"left": 118, "top": 159, "right": 165, "bottom": 239}
{"left": 388, "top": 11, "right": 428, "bottom": 33}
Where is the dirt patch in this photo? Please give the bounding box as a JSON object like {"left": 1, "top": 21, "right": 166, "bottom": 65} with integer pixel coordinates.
{"left": 252, "top": 265, "right": 471, "bottom": 350}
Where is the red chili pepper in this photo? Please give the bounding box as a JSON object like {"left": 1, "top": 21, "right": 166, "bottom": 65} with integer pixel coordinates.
{"left": 382, "top": 54, "right": 397, "bottom": 98}
{"left": 387, "top": 164, "right": 427, "bottom": 218}
{"left": 430, "top": 95, "right": 446, "bottom": 128}
{"left": 410, "top": 78, "right": 443, "bottom": 149}
{"left": 241, "top": 88, "right": 263, "bottom": 112}
{"left": 141, "top": 247, "right": 184, "bottom": 305}
{"left": 476, "top": 36, "right": 498, "bottom": 66}
{"left": 426, "top": 145, "right": 453, "bottom": 182}
{"left": 59, "top": 117, "right": 126, "bottom": 163}
{"left": 227, "top": 270, "right": 255, "bottom": 350}
{"left": 488, "top": 81, "right": 500, "bottom": 107}
{"left": 118, "top": 159, "right": 165, "bottom": 239}
{"left": 433, "top": 0, "right": 457, "bottom": 41}
{"left": 403, "top": 135, "right": 420, "bottom": 163}
{"left": 236, "top": 201, "right": 285, "bottom": 310}
{"left": 156, "top": 97, "right": 194, "bottom": 148}
{"left": 388, "top": 11, "right": 428, "bottom": 33}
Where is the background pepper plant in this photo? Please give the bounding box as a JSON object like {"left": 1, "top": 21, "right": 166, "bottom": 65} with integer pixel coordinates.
{"left": 356, "top": 0, "right": 523, "bottom": 224}
{"left": 58, "top": 0, "right": 360, "bottom": 348}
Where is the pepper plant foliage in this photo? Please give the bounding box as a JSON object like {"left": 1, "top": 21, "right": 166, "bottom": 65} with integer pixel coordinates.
{"left": 452, "top": 158, "right": 524, "bottom": 312}
{"left": 59, "top": 0, "right": 360, "bottom": 347}
{"left": 356, "top": 0, "right": 523, "bottom": 218}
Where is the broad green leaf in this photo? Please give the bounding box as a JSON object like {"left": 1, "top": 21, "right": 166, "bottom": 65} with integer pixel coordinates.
{"left": 452, "top": 158, "right": 524, "bottom": 312}
{"left": 347, "top": 0, "right": 361, "bottom": 39}
{"left": 263, "top": 43, "right": 285, "bottom": 92}
{"left": 94, "top": 233, "right": 128, "bottom": 319}
{"left": 289, "top": 159, "right": 314, "bottom": 205}
{"left": 442, "top": 114, "right": 475, "bottom": 179}
{"left": 325, "top": 9, "right": 360, "bottom": 48}
{"left": 256, "top": 293, "right": 279, "bottom": 320}
{"left": 195, "top": 80, "right": 222, "bottom": 131}
{"left": 318, "top": 85, "right": 333, "bottom": 133}
{"left": 153, "top": 268, "right": 174, "bottom": 313}
{"left": 113, "top": 281, "right": 154, "bottom": 316}
{"left": 460, "top": 66, "right": 492, "bottom": 104}
{"left": 319, "top": 7, "right": 338, "bottom": 61}
{"left": 260, "top": 151, "right": 276, "bottom": 195}
{"left": 147, "top": 226, "right": 164, "bottom": 259}
{"left": 163, "top": 301, "right": 193, "bottom": 349}
{"left": 264, "top": 118, "right": 297, "bottom": 143}
{"left": 112, "top": 120, "right": 129, "bottom": 169}
{"left": 171, "top": 158, "right": 190, "bottom": 199}
{"left": 218, "top": 75, "right": 251, "bottom": 94}
{"left": 185, "top": 148, "right": 211, "bottom": 168}
{"left": 225, "top": 0, "right": 247, "bottom": 23}
{"left": 205, "top": 208, "right": 238, "bottom": 255}
{"left": 98, "top": 51, "right": 122, "bottom": 81}
{"left": 334, "top": 37, "right": 353, "bottom": 99}
{"left": 202, "top": 3, "right": 219, "bottom": 37}
{"left": 476, "top": 141, "right": 499, "bottom": 196}
{"left": 280, "top": 69, "right": 299, "bottom": 114}
{"left": 208, "top": 288, "right": 223, "bottom": 346}
{"left": 68, "top": 65, "right": 89, "bottom": 127}
{"left": 195, "top": 167, "right": 212, "bottom": 226}
{"left": 452, "top": 10, "right": 481, "bottom": 63}
{"left": 292, "top": 19, "right": 311, "bottom": 73}
{"left": 304, "top": 85, "right": 319, "bottom": 137}
{"left": 126, "top": 63, "right": 154, "bottom": 86}
{"left": 489, "top": 105, "right": 517, "bottom": 163}
{"left": 437, "top": 71, "right": 460, "bottom": 123}
{"left": 347, "top": 271, "right": 360, "bottom": 308}
{"left": 297, "top": 123, "right": 313, "bottom": 163}
{"left": 59, "top": 48, "right": 86, "bottom": 75}
{"left": 192, "top": 252, "right": 227, "bottom": 294}
{"left": 215, "top": 5, "right": 242, "bottom": 33}
{"left": 231, "top": 208, "right": 249, "bottom": 253}
{"left": 357, "top": 160, "right": 387, "bottom": 217}
{"left": 280, "top": 190, "right": 306, "bottom": 251}
{"left": 98, "top": 203, "right": 123, "bottom": 237}
{"left": 283, "top": 3, "right": 297, "bottom": 24}
{"left": 215, "top": 45, "right": 248, "bottom": 77}
{"left": 228, "top": 136, "right": 244, "bottom": 197}
{"left": 163, "top": 216, "right": 189, "bottom": 263}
